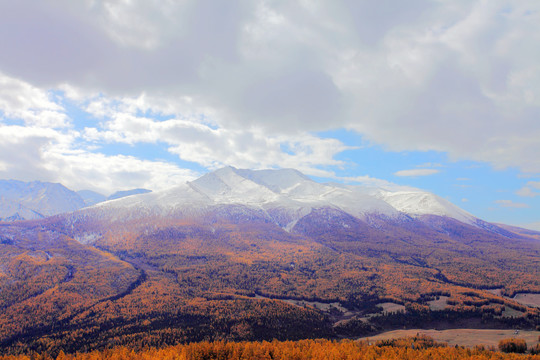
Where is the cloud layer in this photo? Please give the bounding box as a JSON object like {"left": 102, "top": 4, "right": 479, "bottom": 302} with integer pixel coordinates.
{"left": 1, "top": 0, "right": 540, "bottom": 192}
{"left": 394, "top": 169, "right": 440, "bottom": 177}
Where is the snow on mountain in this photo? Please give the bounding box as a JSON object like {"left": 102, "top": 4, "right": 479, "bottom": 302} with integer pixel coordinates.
{"left": 89, "top": 166, "right": 478, "bottom": 229}
{"left": 183, "top": 167, "right": 400, "bottom": 222}
{"left": 89, "top": 182, "right": 211, "bottom": 222}
{"left": 0, "top": 180, "right": 86, "bottom": 221}
{"left": 0, "top": 201, "right": 43, "bottom": 221}
{"left": 107, "top": 188, "right": 152, "bottom": 201}
{"left": 77, "top": 190, "right": 107, "bottom": 207}
{"left": 234, "top": 168, "right": 311, "bottom": 193}
{"left": 375, "top": 190, "right": 476, "bottom": 225}
{"left": 190, "top": 167, "right": 280, "bottom": 204}
{"left": 0, "top": 168, "right": 477, "bottom": 229}
{"left": 76, "top": 188, "right": 153, "bottom": 208}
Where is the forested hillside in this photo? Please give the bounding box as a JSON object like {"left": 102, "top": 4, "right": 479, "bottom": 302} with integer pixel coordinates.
{"left": 2, "top": 337, "right": 540, "bottom": 360}
{"left": 1, "top": 207, "right": 539, "bottom": 354}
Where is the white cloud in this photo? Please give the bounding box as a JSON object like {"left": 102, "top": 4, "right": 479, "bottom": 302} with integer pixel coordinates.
{"left": 394, "top": 169, "right": 440, "bottom": 177}
{"left": 339, "top": 174, "right": 417, "bottom": 192}
{"left": 71, "top": 91, "right": 352, "bottom": 176}
{"left": 516, "top": 181, "right": 540, "bottom": 197}
{"left": 0, "top": 123, "right": 197, "bottom": 194}
{"left": 42, "top": 151, "right": 198, "bottom": 194}
{"left": 0, "top": 69, "right": 354, "bottom": 192}
{"left": 495, "top": 199, "right": 529, "bottom": 208}
{"left": 1, "top": 0, "right": 540, "bottom": 185}
{"left": 0, "top": 125, "right": 72, "bottom": 182}
{"left": 98, "top": 115, "right": 348, "bottom": 173}
{"left": 528, "top": 181, "right": 540, "bottom": 189}
{"left": 417, "top": 163, "right": 444, "bottom": 168}
{"left": 96, "top": 0, "right": 181, "bottom": 50}
{"left": 516, "top": 187, "right": 538, "bottom": 197}
{"left": 0, "top": 72, "right": 68, "bottom": 127}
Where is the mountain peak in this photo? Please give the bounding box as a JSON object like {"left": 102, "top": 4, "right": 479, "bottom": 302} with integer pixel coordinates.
{"left": 0, "top": 179, "right": 85, "bottom": 220}
{"left": 189, "top": 167, "right": 313, "bottom": 197}
{"left": 189, "top": 167, "right": 280, "bottom": 203}
{"left": 233, "top": 168, "right": 312, "bottom": 193}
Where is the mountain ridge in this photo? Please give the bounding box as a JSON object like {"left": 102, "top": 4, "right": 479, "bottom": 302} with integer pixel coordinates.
{"left": 1, "top": 168, "right": 534, "bottom": 240}
{"left": 85, "top": 166, "right": 479, "bottom": 232}
{"left": 0, "top": 180, "right": 85, "bottom": 221}
{"left": 0, "top": 180, "right": 154, "bottom": 221}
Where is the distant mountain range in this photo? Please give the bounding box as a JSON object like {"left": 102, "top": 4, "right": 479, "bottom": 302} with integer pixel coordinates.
{"left": 0, "top": 180, "right": 151, "bottom": 221}
{"left": 0, "top": 180, "right": 85, "bottom": 221}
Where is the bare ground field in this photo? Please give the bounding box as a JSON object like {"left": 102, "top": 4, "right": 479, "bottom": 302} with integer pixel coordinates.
{"left": 513, "top": 293, "right": 540, "bottom": 308}
{"left": 359, "top": 329, "right": 540, "bottom": 348}
{"left": 427, "top": 296, "right": 449, "bottom": 310}
{"left": 377, "top": 302, "right": 406, "bottom": 313}
{"left": 501, "top": 306, "right": 525, "bottom": 318}
{"left": 486, "top": 289, "right": 540, "bottom": 309}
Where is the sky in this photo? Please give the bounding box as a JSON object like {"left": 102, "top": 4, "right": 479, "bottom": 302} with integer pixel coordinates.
{"left": 0, "top": 0, "right": 539, "bottom": 230}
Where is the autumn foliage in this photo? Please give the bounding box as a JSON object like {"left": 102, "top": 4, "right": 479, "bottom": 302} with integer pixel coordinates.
{"left": 2, "top": 337, "right": 540, "bottom": 360}
{"left": 0, "top": 208, "right": 539, "bottom": 353}
{"left": 499, "top": 338, "right": 529, "bottom": 353}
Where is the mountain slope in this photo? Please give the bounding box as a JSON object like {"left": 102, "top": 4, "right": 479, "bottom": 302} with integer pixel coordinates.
{"left": 0, "top": 167, "right": 538, "bottom": 354}
{"left": 0, "top": 181, "right": 157, "bottom": 221}
{"left": 0, "top": 180, "right": 85, "bottom": 221}
{"left": 375, "top": 190, "right": 476, "bottom": 225}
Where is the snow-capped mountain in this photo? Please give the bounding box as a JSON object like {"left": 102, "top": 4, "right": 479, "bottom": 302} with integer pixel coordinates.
{"left": 89, "top": 166, "right": 477, "bottom": 229}
{"left": 0, "top": 180, "right": 86, "bottom": 221}
{"left": 0, "top": 181, "right": 156, "bottom": 221}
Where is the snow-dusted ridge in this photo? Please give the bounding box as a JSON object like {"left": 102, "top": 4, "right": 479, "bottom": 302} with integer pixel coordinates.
{"left": 0, "top": 180, "right": 85, "bottom": 221}
{"left": 375, "top": 190, "right": 476, "bottom": 225}
{"left": 0, "top": 180, "right": 161, "bottom": 221}
{"left": 89, "top": 166, "right": 478, "bottom": 227}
